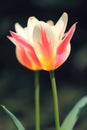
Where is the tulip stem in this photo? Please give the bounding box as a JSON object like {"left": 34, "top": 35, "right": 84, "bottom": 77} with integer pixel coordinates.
{"left": 35, "top": 71, "right": 40, "bottom": 130}
{"left": 49, "top": 70, "right": 60, "bottom": 130}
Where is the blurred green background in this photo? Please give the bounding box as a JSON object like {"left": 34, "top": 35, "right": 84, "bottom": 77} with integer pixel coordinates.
{"left": 0, "top": 0, "right": 87, "bottom": 130}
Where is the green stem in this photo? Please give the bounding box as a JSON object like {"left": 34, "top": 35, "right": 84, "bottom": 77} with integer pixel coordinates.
{"left": 49, "top": 70, "right": 60, "bottom": 130}
{"left": 35, "top": 71, "right": 40, "bottom": 130}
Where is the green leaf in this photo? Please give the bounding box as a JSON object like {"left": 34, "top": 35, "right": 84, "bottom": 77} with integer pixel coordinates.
{"left": 60, "top": 96, "right": 87, "bottom": 130}
{"left": 1, "top": 105, "right": 25, "bottom": 130}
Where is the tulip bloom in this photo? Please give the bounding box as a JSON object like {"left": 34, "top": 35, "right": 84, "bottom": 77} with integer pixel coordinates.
{"left": 7, "top": 12, "right": 76, "bottom": 71}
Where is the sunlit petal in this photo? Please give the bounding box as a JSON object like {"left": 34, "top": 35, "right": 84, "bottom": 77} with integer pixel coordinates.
{"left": 27, "top": 16, "right": 40, "bottom": 43}
{"left": 16, "top": 46, "right": 42, "bottom": 70}
{"left": 8, "top": 31, "right": 42, "bottom": 70}
{"left": 54, "top": 12, "right": 68, "bottom": 39}
{"left": 57, "top": 23, "right": 77, "bottom": 54}
{"left": 54, "top": 43, "right": 71, "bottom": 69}
{"left": 15, "top": 23, "right": 28, "bottom": 40}
{"left": 8, "top": 31, "right": 32, "bottom": 50}
{"left": 32, "top": 23, "right": 59, "bottom": 70}
{"left": 16, "top": 46, "right": 33, "bottom": 69}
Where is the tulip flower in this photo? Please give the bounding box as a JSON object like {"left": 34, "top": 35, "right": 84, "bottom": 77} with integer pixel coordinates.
{"left": 4, "top": 12, "right": 87, "bottom": 130}
{"left": 7, "top": 12, "right": 76, "bottom": 71}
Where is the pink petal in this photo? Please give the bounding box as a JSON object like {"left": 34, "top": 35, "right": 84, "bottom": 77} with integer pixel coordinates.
{"left": 33, "top": 25, "right": 52, "bottom": 70}
{"left": 40, "top": 25, "right": 52, "bottom": 57}
{"left": 16, "top": 46, "right": 42, "bottom": 70}
{"left": 8, "top": 31, "right": 41, "bottom": 64}
{"left": 25, "top": 48, "right": 42, "bottom": 70}
{"left": 53, "top": 23, "right": 77, "bottom": 69}
{"left": 54, "top": 43, "right": 71, "bottom": 69}
{"left": 33, "top": 25, "right": 56, "bottom": 69}
{"left": 32, "top": 23, "right": 57, "bottom": 60}
{"left": 16, "top": 46, "right": 33, "bottom": 69}
{"left": 57, "top": 22, "right": 77, "bottom": 54}
{"left": 7, "top": 31, "right": 42, "bottom": 70}
{"left": 9, "top": 31, "right": 32, "bottom": 50}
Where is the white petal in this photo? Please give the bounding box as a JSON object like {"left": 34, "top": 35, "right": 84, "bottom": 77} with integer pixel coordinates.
{"left": 15, "top": 23, "right": 28, "bottom": 40}
{"left": 54, "top": 12, "right": 68, "bottom": 39}
{"left": 27, "top": 17, "right": 39, "bottom": 44}
{"left": 32, "top": 23, "right": 41, "bottom": 44}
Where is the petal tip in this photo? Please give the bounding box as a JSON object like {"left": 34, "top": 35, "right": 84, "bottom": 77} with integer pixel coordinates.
{"left": 62, "top": 12, "right": 68, "bottom": 22}
{"left": 72, "top": 22, "right": 78, "bottom": 32}
{"left": 9, "top": 31, "right": 15, "bottom": 36}
{"left": 14, "top": 22, "right": 24, "bottom": 34}
{"left": 28, "top": 16, "right": 38, "bottom": 25}
{"left": 63, "top": 12, "right": 68, "bottom": 16}
{"left": 7, "top": 35, "right": 10, "bottom": 39}
{"left": 15, "top": 22, "right": 19, "bottom": 28}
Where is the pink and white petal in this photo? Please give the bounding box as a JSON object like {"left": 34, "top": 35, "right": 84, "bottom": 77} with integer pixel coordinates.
{"left": 53, "top": 12, "right": 68, "bottom": 39}
{"left": 32, "top": 23, "right": 58, "bottom": 68}
{"left": 32, "top": 23, "right": 61, "bottom": 70}
{"left": 41, "top": 22, "right": 59, "bottom": 46}
{"left": 25, "top": 48, "right": 42, "bottom": 70}
{"left": 8, "top": 31, "right": 33, "bottom": 50}
{"left": 53, "top": 43, "right": 71, "bottom": 70}
{"left": 31, "top": 24, "right": 49, "bottom": 69}
{"left": 8, "top": 31, "right": 42, "bottom": 70}
{"left": 7, "top": 35, "right": 18, "bottom": 46}
{"left": 57, "top": 23, "right": 76, "bottom": 54}
{"left": 16, "top": 46, "right": 42, "bottom": 70}
{"left": 32, "top": 22, "right": 59, "bottom": 54}
{"left": 40, "top": 22, "right": 61, "bottom": 60}
{"left": 15, "top": 23, "right": 28, "bottom": 40}
{"left": 16, "top": 46, "right": 33, "bottom": 70}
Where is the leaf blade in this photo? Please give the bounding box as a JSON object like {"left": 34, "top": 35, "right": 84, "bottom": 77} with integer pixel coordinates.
{"left": 60, "top": 96, "right": 87, "bottom": 130}
{"left": 1, "top": 105, "right": 25, "bottom": 130}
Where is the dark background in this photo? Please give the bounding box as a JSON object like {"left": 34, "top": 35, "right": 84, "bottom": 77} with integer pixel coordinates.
{"left": 0, "top": 0, "right": 87, "bottom": 130}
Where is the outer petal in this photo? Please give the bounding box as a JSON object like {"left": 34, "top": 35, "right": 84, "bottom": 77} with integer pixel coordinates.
{"left": 53, "top": 12, "right": 68, "bottom": 39}
{"left": 16, "top": 46, "right": 33, "bottom": 70}
{"left": 8, "top": 31, "right": 37, "bottom": 51}
{"left": 16, "top": 46, "right": 42, "bottom": 70}
{"left": 7, "top": 32, "right": 42, "bottom": 70}
{"left": 57, "top": 23, "right": 77, "bottom": 54}
{"left": 54, "top": 23, "right": 77, "bottom": 69}
{"left": 53, "top": 43, "right": 71, "bottom": 69}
